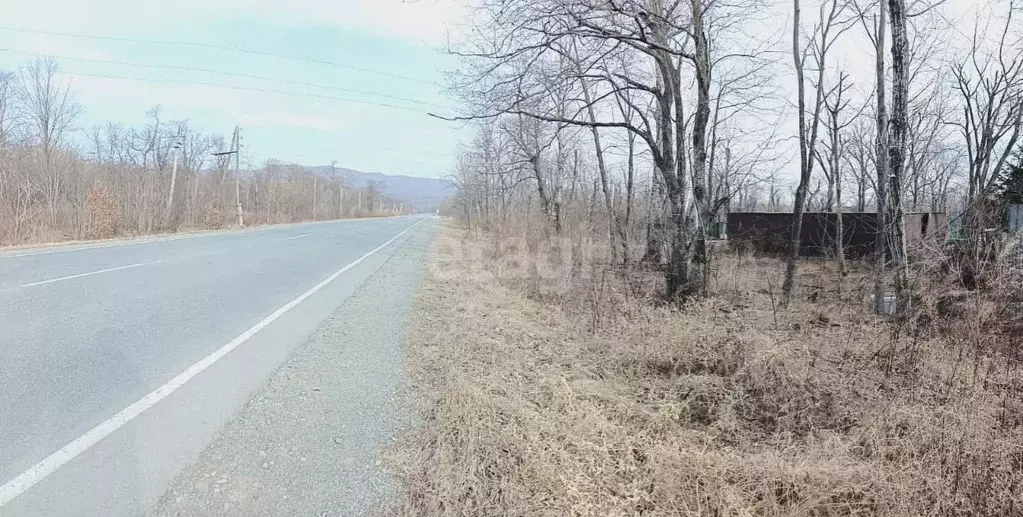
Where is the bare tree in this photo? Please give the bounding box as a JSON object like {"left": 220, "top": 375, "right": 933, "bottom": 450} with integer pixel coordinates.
{"left": 16, "top": 58, "right": 80, "bottom": 159}
{"left": 901, "top": 11, "right": 955, "bottom": 213}
{"left": 855, "top": 0, "right": 895, "bottom": 312}
{"left": 562, "top": 39, "right": 620, "bottom": 263}
{"left": 0, "top": 57, "right": 382, "bottom": 244}
{"left": 844, "top": 114, "right": 877, "bottom": 211}
{"left": 0, "top": 71, "right": 15, "bottom": 147}
{"left": 365, "top": 180, "right": 383, "bottom": 213}
{"left": 816, "top": 73, "right": 856, "bottom": 276}
{"left": 15, "top": 57, "right": 81, "bottom": 226}
{"left": 505, "top": 113, "right": 562, "bottom": 232}
{"left": 0, "top": 71, "right": 18, "bottom": 242}
{"left": 326, "top": 160, "right": 345, "bottom": 218}
{"left": 448, "top": 0, "right": 769, "bottom": 300}
{"left": 782, "top": 0, "right": 850, "bottom": 305}
{"left": 951, "top": 0, "right": 1023, "bottom": 212}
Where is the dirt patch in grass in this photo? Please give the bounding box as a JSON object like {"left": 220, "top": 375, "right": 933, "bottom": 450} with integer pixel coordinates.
{"left": 383, "top": 224, "right": 1023, "bottom": 517}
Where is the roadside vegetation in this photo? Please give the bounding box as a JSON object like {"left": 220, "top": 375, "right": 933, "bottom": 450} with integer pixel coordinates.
{"left": 387, "top": 220, "right": 1022, "bottom": 516}
{"left": 0, "top": 58, "right": 404, "bottom": 247}
{"left": 382, "top": 1, "right": 1023, "bottom": 514}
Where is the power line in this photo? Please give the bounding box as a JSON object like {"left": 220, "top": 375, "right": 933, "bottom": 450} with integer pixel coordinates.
{"left": 57, "top": 71, "right": 433, "bottom": 113}
{"left": 0, "top": 48, "right": 447, "bottom": 109}
{"left": 0, "top": 26, "right": 436, "bottom": 85}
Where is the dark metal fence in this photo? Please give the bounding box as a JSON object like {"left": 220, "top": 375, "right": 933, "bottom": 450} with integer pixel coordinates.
{"left": 726, "top": 212, "right": 948, "bottom": 257}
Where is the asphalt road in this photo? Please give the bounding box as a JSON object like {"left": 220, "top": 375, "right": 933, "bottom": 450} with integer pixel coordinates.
{"left": 0, "top": 216, "right": 433, "bottom": 516}
{"left": 154, "top": 225, "right": 432, "bottom": 516}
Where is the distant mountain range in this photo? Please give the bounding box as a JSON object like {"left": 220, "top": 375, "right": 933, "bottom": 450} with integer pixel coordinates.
{"left": 306, "top": 166, "right": 454, "bottom": 211}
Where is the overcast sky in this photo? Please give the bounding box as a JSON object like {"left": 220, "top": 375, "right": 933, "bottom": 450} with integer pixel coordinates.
{"left": 0, "top": 0, "right": 995, "bottom": 183}
{"left": 0, "top": 0, "right": 470, "bottom": 178}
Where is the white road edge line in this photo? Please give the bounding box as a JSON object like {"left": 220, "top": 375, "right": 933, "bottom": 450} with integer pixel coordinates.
{"left": 20, "top": 261, "right": 160, "bottom": 288}
{"left": 280, "top": 233, "right": 311, "bottom": 241}
{"left": 0, "top": 220, "right": 422, "bottom": 507}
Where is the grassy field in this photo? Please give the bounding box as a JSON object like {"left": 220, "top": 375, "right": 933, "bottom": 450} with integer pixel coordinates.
{"left": 384, "top": 223, "right": 1023, "bottom": 516}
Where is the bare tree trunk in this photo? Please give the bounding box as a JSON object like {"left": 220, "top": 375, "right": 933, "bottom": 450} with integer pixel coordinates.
{"left": 835, "top": 164, "right": 846, "bottom": 274}
{"left": 621, "top": 130, "right": 636, "bottom": 266}
{"left": 858, "top": 176, "right": 866, "bottom": 212}
{"left": 529, "top": 155, "right": 555, "bottom": 228}
{"left": 690, "top": 0, "right": 713, "bottom": 295}
{"left": 578, "top": 75, "right": 619, "bottom": 265}
{"left": 820, "top": 74, "right": 853, "bottom": 278}
{"left": 831, "top": 101, "right": 847, "bottom": 277}
{"left": 655, "top": 61, "right": 689, "bottom": 297}
{"left": 783, "top": 0, "right": 846, "bottom": 304}
{"left": 644, "top": 171, "right": 665, "bottom": 264}
{"left": 873, "top": 0, "right": 891, "bottom": 313}
{"left": 643, "top": 1, "right": 701, "bottom": 301}
{"left": 553, "top": 182, "right": 563, "bottom": 234}
{"left": 888, "top": 0, "right": 911, "bottom": 295}
{"left": 783, "top": 0, "right": 820, "bottom": 305}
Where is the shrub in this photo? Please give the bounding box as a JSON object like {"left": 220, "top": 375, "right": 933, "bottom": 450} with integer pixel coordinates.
{"left": 85, "top": 183, "right": 119, "bottom": 239}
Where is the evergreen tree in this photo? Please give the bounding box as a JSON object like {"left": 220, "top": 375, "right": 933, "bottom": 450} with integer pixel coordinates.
{"left": 999, "top": 147, "right": 1023, "bottom": 205}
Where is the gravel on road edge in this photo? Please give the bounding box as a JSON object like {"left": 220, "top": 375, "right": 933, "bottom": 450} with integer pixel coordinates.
{"left": 151, "top": 225, "right": 434, "bottom": 517}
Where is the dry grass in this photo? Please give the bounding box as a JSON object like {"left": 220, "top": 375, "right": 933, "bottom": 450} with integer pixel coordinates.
{"left": 384, "top": 222, "right": 1023, "bottom": 517}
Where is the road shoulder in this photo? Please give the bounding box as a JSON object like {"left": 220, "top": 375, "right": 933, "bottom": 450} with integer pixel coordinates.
{"left": 151, "top": 226, "right": 431, "bottom": 517}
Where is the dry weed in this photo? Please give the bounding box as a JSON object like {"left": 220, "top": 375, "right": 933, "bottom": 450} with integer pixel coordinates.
{"left": 384, "top": 224, "right": 1023, "bottom": 517}
{"left": 85, "top": 183, "right": 119, "bottom": 239}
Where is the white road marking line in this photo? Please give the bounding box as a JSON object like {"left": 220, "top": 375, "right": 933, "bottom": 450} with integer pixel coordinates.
{"left": 0, "top": 220, "right": 422, "bottom": 507}
{"left": 20, "top": 261, "right": 160, "bottom": 288}
{"left": 280, "top": 233, "right": 311, "bottom": 241}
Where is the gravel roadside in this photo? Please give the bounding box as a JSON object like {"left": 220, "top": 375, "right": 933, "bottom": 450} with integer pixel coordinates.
{"left": 151, "top": 224, "right": 434, "bottom": 517}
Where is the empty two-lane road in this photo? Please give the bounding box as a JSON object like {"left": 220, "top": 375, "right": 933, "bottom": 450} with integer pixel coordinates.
{"left": 0, "top": 216, "right": 435, "bottom": 516}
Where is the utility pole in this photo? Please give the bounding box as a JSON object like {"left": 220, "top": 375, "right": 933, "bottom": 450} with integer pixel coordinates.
{"left": 165, "top": 140, "right": 182, "bottom": 224}
{"left": 234, "top": 126, "right": 244, "bottom": 228}
{"left": 211, "top": 126, "right": 244, "bottom": 227}
{"left": 330, "top": 160, "right": 344, "bottom": 219}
